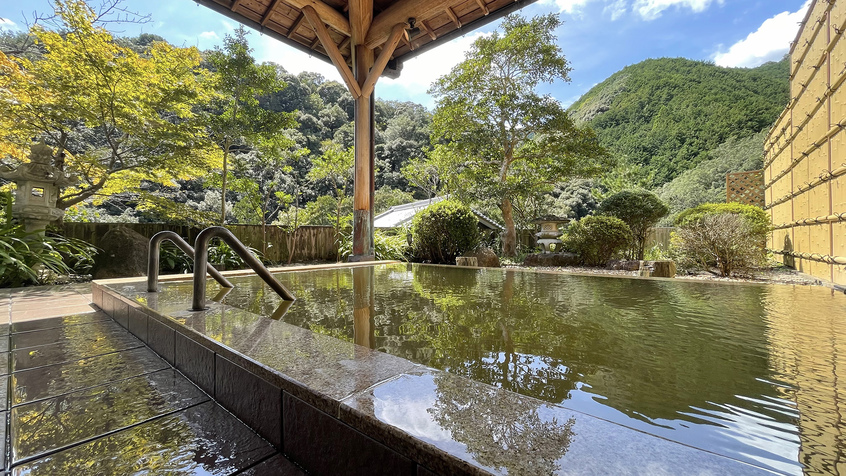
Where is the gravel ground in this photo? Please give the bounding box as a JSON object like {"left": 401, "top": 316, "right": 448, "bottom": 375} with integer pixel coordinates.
{"left": 502, "top": 263, "right": 827, "bottom": 287}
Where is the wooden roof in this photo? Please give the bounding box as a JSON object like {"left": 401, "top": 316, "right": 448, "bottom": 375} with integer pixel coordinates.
{"left": 195, "top": 0, "right": 539, "bottom": 78}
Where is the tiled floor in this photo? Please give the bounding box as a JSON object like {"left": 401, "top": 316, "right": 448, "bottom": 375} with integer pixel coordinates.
{"left": 2, "top": 285, "right": 305, "bottom": 475}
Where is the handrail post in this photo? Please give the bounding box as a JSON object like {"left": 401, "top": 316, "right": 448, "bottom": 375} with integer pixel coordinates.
{"left": 192, "top": 226, "right": 295, "bottom": 311}
{"left": 147, "top": 231, "right": 233, "bottom": 292}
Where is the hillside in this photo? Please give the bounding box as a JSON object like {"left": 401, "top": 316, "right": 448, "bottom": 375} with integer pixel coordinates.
{"left": 568, "top": 57, "right": 789, "bottom": 185}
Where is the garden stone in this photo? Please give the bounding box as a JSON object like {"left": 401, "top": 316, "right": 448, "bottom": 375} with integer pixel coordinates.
{"left": 93, "top": 226, "right": 149, "bottom": 279}
{"left": 524, "top": 252, "right": 580, "bottom": 267}
{"left": 467, "top": 247, "right": 500, "bottom": 267}
{"left": 606, "top": 260, "right": 642, "bottom": 271}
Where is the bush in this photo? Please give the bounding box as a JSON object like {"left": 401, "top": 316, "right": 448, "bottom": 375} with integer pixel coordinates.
{"left": 411, "top": 200, "right": 480, "bottom": 264}
{"left": 563, "top": 215, "right": 631, "bottom": 266}
{"left": 596, "top": 189, "right": 668, "bottom": 260}
{"left": 672, "top": 213, "right": 765, "bottom": 276}
{"left": 0, "top": 226, "right": 98, "bottom": 287}
{"left": 675, "top": 202, "right": 770, "bottom": 238}
{"left": 208, "top": 240, "right": 263, "bottom": 270}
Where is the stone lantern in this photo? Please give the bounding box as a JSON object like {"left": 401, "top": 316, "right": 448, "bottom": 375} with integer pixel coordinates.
{"left": 0, "top": 143, "right": 76, "bottom": 234}
{"left": 533, "top": 215, "right": 570, "bottom": 253}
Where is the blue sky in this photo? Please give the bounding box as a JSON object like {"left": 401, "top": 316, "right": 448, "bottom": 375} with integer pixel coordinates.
{"left": 0, "top": 0, "right": 810, "bottom": 108}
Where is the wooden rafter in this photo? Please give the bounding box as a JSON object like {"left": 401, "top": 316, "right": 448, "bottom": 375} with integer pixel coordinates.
{"left": 445, "top": 7, "right": 461, "bottom": 28}
{"left": 339, "top": 36, "right": 351, "bottom": 51}
{"left": 287, "top": 12, "right": 306, "bottom": 38}
{"left": 230, "top": 0, "right": 243, "bottom": 11}
{"left": 420, "top": 20, "right": 437, "bottom": 40}
{"left": 302, "top": 5, "right": 361, "bottom": 98}
{"left": 364, "top": 0, "right": 454, "bottom": 49}
{"left": 360, "top": 23, "right": 406, "bottom": 98}
{"left": 309, "top": 36, "right": 321, "bottom": 49}
{"left": 475, "top": 0, "right": 490, "bottom": 16}
{"left": 285, "top": 0, "right": 351, "bottom": 37}
{"left": 261, "top": 0, "right": 284, "bottom": 26}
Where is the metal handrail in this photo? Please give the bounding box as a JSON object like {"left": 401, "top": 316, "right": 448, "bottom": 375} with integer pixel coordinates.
{"left": 192, "top": 226, "right": 295, "bottom": 311}
{"left": 147, "top": 231, "right": 233, "bottom": 292}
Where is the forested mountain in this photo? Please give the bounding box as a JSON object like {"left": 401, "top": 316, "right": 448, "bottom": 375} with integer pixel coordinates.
{"left": 568, "top": 57, "right": 789, "bottom": 185}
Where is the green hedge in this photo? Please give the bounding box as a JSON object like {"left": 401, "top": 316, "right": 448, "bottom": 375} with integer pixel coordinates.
{"left": 411, "top": 200, "right": 480, "bottom": 264}
{"left": 564, "top": 215, "right": 631, "bottom": 266}
{"left": 674, "top": 202, "right": 770, "bottom": 238}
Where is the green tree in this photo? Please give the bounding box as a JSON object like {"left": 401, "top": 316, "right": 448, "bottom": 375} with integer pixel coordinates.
{"left": 0, "top": 0, "right": 218, "bottom": 209}
{"left": 205, "top": 25, "right": 296, "bottom": 224}
{"left": 307, "top": 141, "right": 353, "bottom": 261}
{"left": 596, "top": 189, "right": 668, "bottom": 260}
{"left": 429, "top": 14, "right": 610, "bottom": 257}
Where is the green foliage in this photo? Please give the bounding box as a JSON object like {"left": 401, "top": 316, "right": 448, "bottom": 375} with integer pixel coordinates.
{"left": 0, "top": 0, "right": 219, "bottom": 208}
{"left": 159, "top": 241, "right": 193, "bottom": 274}
{"left": 563, "top": 216, "right": 631, "bottom": 266}
{"left": 339, "top": 229, "right": 409, "bottom": 261}
{"left": 0, "top": 225, "right": 98, "bottom": 287}
{"left": 674, "top": 202, "right": 770, "bottom": 239}
{"left": 596, "top": 189, "right": 668, "bottom": 260}
{"left": 671, "top": 213, "right": 765, "bottom": 277}
{"left": 374, "top": 187, "right": 415, "bottom": 215}
{"left": 207, "top": 239, "right": 263, "bottom": 270}
{"left": 568, "top": 57, "right": 789, "bottom": 185}
{"left": 657, "top": 131, "right": 766, "bottom": 224}
{"left": 411, "top": 200, "right": 480, "bottom": 264}
{"left": 429, "top": 13, "right": 610, "bottom": 256}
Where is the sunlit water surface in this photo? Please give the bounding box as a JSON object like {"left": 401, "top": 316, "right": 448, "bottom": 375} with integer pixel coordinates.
{"left": 214, "top": 263, "right": 846, "bottom": 475}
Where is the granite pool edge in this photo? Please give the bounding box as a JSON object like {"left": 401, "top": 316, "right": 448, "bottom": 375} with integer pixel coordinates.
{"left": 91, "top": 268, "right": 779, "bottom": 476}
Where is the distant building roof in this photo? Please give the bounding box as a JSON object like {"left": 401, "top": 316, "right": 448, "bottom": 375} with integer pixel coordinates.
{"left": 374, "top": 196, "right": 504, "bottom": 231}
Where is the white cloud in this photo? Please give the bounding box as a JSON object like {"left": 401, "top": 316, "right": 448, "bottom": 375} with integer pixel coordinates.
{"left": 199, "top": 31, "right": 219, "bottom": 40}
{"left": 633, "top": 0, "right": 722, "bottom": 21}
{"left": 0, "top": 18, "right": 19, "bottom": 32}
{"left": 713, "top": 1, "right": 811, "bottom": 68}
{"left": 604, "top": 0, "right": 628, "bottom": 21}
{"left": 382, "top": 32, "right": 489, "bottom": 92}
{"left": 255, "top": 34, "right": 345, "bottom": 82}
{"left": 539, "top": 0, "right": 595, "bottom": 15}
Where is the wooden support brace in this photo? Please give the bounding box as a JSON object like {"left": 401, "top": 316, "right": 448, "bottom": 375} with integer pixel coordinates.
{"left": 285, "top": 0, "right": 351, "bottom": 36}
{"left": 365, "top": 0, "right": 453, "bottom": 49}
{"left": 475, "top": 0, "right": 490, "bottom": 15}
{"left": 360, "top": 23, "right": 406, "bottom": 98}
{"left": 303, "top": 5, "right": 362, "bottom": 98}
{"left": 420, "top": 19, "right": 437, "bottom": 40}
{"left": 261, "top": 0, "right": 284, "bottom": 26}
{"left": 287, "top": 12, "right": 306, "bottom": 38}
{"left": 445, "top": 7, "right": 461, "bottom": 28}
{"left": 338, "top": 36, "right": 351, "bottom": 52}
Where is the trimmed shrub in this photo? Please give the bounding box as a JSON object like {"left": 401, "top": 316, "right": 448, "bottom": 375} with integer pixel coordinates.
{"left": 672, "top": 212, "right": 765, "bottom": 276}
{"left": 674, "top": 202, "right": 770, "bottom": 238}
{"left": 563, "top": 215, "right": 631, "bottom": 266}
{"left": 411, "top": 200, "right": 480, "bottom": 264}
{"left": 596, "top": 189, "right": 668, "bottom": 260}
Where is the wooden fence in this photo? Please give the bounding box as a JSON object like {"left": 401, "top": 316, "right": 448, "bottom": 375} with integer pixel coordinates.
{"left": 61, "top": 223, "right": 338, "bottom": 263}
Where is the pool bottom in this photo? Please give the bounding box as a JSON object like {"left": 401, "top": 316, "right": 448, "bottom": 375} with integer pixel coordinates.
{"left": 94, "top": 267, "right": 775, "bottom": 476}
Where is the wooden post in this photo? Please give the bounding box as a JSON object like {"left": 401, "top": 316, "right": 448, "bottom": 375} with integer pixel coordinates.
{"left": 351, "top": 44, "right": 375, "bottom": 260}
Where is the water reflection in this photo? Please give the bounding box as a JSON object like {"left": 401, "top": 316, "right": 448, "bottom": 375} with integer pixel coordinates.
{"left": 198, "top": 264, "right": 846, "bottom": 475}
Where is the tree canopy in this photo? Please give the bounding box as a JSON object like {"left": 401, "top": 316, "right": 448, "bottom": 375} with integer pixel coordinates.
{"left": 429, "top": 13, "right": 610, "bottom": 256}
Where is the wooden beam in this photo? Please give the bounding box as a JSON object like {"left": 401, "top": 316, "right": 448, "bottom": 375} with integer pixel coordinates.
{"left": 309, "top": 37, "right": 321, "bottom": 49}
{"left": 285, "top": 0, "right": 351, "bottom": 37}
{"left": 401, "top": 29, "right": 412, "bottom": 50}
{"left": 338, "top": 37, "right": 351, "bottom": 51}
{"left": 420, "top": 20, "right": 437, "bottom": 41}
{"left": 286, "top": 12, "right": 306, "bottom": 38}
{"left": 475, "top": 0, "right": 490, "bottom": 16}
{"left": 302, "top": 5, "right": 361, "bottom": 98}
{"left": 261, "top": 0, "right": 284, "bottom": 26}
{"left": 364, "top": 0, "right": 453, "bottom": 49}
{"left": 360, "top": 23, "right": 405, "bottom": 98}
{"left": 445, "top": 7, "right": 461, "bottom": 28}
{"left": 348, "top": 0, "right": 373, "bottom": 45}
{"left": 230, "top": 0, "right": 243, "bottom": 11}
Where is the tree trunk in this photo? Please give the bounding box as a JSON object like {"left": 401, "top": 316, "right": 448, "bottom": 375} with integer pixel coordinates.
{"left": 501, "top": 197, "right": 517, "bottom": 257}
{"left": 221, "top": 139, "right": 229, "bottom": 225}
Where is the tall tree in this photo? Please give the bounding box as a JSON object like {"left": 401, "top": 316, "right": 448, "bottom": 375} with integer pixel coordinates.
{"left": 0, "top": 0, "right": 218, "bottom": 209}
{"left": 429, "top": 14, "right": 610, "bottom": 256}
{"left": 205, "top": 26, "right": 296, "bottom": 224}
{"left": 307, "top": 141, "right": 353, "bottom": 261}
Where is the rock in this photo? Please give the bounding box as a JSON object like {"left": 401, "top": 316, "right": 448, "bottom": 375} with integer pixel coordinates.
{"left": 649, "top": 260, "right": 676, "bottom": 278}
{"left": 606, "top": 260, "right": 642, "bottom": 271}
{"left": 92, "top": 226, "right": 150, "bottom": 279}
{"left": 524, "top": 252, "right": 580, "bottom": 267}
{"left": 466, "top": 247, "right": 501, "bottom": 268}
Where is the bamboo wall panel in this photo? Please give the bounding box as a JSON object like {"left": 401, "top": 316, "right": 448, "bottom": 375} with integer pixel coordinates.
{"left": 766, "top": 0, "right": 846, "bottom": 285}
